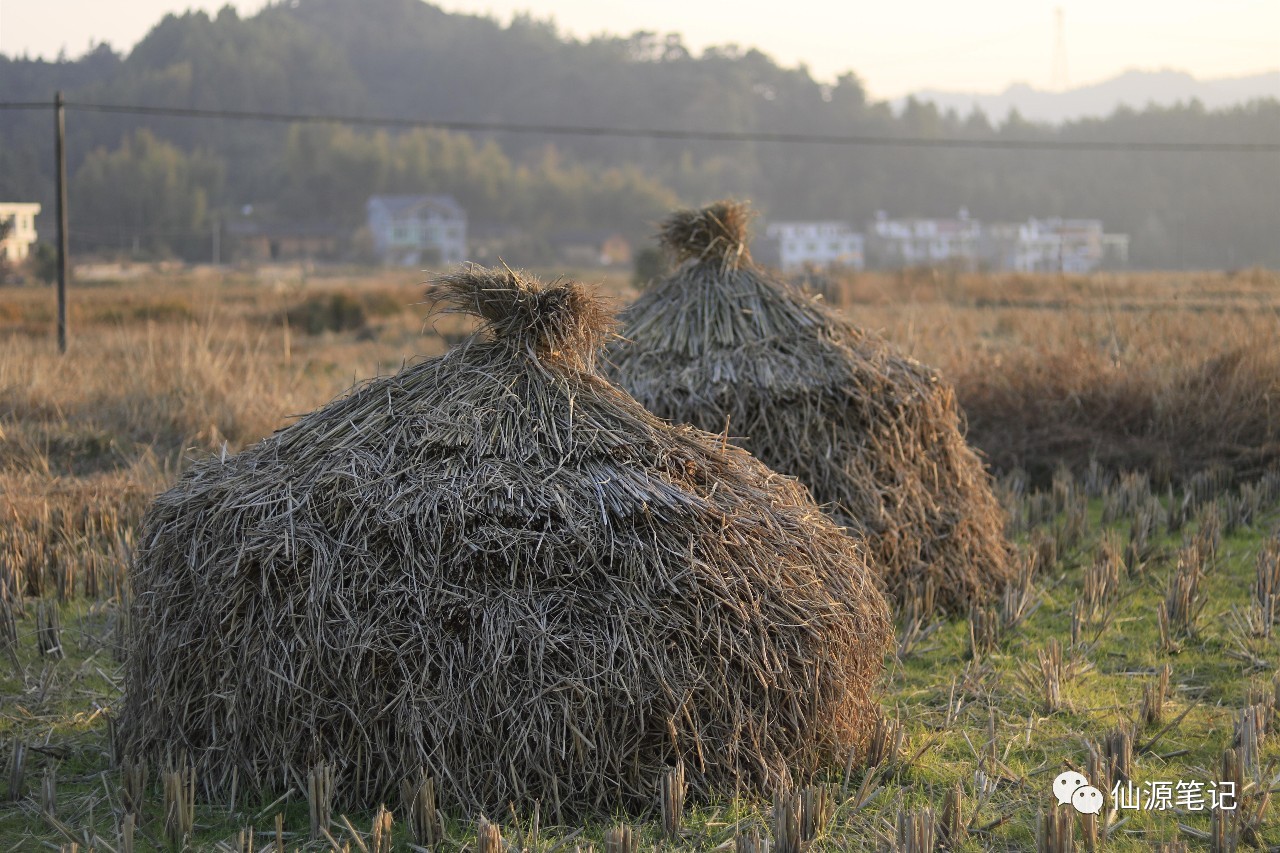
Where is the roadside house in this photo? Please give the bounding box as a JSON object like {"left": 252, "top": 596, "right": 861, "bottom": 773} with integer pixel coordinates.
{"left": 367, "top": 195, "right": 467, "bottom": 267}
{"left": 765, "top": 221, "right": 865, "bottom": 272}
{"left": 0, "top": 203, "right": 41, "bottom": 264}
{"left": 866, "top": 209, "right": 981, "bottom": 269}
{"left": 983, "top": 218, "right": 1130, "bottom": 273}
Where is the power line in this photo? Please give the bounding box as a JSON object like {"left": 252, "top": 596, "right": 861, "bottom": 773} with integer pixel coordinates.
{"left": 0, "top": 99, "right": 1275, "bottom": 153}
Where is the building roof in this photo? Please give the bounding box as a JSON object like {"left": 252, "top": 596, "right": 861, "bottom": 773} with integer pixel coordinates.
{"left": 367, "top": 194, "right": 465, "bottom": 220}
{"left": 765, "top": 221, "right": 861, "bottom": 236}
{"left": 767, "top": 220, "right": 857, "bottom": 227}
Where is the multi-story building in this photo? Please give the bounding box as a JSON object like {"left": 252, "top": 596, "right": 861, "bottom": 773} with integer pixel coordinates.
{"left": 366, "top": 195, "right": 467, "bottom": 267}
{"left": 0, "top": 202, "right": 41, "bottom": 265}
{"left": 764, "top": 221, "right": 865, "bottom": 272}
{"left": 761, "top": 209, "right": 1129, "bottom": 274}
{"left": 866, "top": 209, "right": 981, "bottom": 268}
{"left": 983, "top": 218, "right": 1129, "bottom": 273}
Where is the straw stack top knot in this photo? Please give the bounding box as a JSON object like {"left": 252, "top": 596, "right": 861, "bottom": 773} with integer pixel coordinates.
{"left": 432, "top": 266, "right": 614, "bottom": 367}
{"left": 659, "top": 200, "right": 754, "bottom": 268}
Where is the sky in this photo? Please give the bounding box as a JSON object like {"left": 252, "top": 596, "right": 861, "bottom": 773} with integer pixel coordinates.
{"left": 1, "top": 0, "right": 1277, "bottom": 100}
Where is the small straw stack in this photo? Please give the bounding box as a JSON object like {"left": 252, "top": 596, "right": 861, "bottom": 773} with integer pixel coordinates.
{"left": 607, "top": 200, "right": 1016, "bottom": 612}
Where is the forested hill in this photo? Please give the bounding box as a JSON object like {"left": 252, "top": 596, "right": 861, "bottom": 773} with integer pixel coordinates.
{"left": 2, "top": 0, "right": 1278, "bottom": 268}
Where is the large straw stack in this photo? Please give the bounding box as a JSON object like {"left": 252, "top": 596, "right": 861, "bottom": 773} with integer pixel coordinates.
{"left": 606, "top": 201, "right": 1014, "bottom": 612}
{"left": 120, "top": 267, "right": 891, "bottom": 818}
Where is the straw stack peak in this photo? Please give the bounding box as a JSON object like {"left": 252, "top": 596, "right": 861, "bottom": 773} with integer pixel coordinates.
{"left": 659, "top": 200, "right": 753, "bottom": 269}
{"left": 432, "top": 265, "right": 614, "bottom": 368}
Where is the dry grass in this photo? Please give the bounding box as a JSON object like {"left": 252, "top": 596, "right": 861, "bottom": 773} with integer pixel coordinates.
{"left": 4, "top": 263, "right": 1276, "bottom": 504}
{"left": 958, "top": 337, "right": 1280, "bottom": 487}
{"left": 814, "top": 267, "right": 1280, "bottom": 487}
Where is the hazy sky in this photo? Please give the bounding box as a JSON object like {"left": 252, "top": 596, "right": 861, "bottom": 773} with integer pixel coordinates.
{"left": 2, "top": 0, "right": 1276, "bottom": 99}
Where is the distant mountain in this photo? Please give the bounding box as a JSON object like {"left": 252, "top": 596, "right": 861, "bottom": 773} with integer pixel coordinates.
{"left": 899, "top": 69, "right": 1280, "bottom": 124}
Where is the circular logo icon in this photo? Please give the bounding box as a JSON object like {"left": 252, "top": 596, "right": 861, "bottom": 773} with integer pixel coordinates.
{"left": 1052, "top": 770, "right": 1089, "bottom": 806}
{"left": 1071, "top": 785, "right": 1105, "bottom": 815}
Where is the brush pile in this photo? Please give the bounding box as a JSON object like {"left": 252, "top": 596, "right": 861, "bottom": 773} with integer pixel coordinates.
{"left": 606, "top": 201, "right": 1014, "bottom": 612}
{"left": 120, "top": 266, "right": 891, "bottom": 817}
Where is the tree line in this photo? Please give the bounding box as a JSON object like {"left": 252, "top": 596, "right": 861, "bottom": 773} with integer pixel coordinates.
{"left": 1, "top": 0, "right": 1277, "bottom": 267}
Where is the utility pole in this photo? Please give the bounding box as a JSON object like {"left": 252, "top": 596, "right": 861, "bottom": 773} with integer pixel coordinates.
{"left": 54, "top": 90, "right": 70, "bottom": 354}
{"left": 212, "top": 215, "right": 221, "bottom": 266}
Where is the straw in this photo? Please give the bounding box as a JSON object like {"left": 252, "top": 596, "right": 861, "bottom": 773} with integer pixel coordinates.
{"left": 120, "top": 266, "right": 892, "bottom": 818}
{"left": 608, "top": 200, "right": 1015, "bottom": 612}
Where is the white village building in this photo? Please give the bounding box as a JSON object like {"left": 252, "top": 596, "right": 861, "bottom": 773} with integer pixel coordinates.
{"left": 983, "top": 218, "right": 1130, "bottom": 273}
{"left": 0, "top": 202, "right": 41, "bottom": 264}
{"left": 765, "top": 221, "right": 865, "bottom": 272}
{"left": 366, "top": 195, "right": 467, "bottom": 267}
{"left": 866, "top": 209, "right": 982, "bottom": 268}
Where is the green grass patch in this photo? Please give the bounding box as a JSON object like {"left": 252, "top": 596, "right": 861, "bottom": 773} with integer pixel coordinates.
{"left": 1, "top": 486, "right": 1277, "bottom": 850}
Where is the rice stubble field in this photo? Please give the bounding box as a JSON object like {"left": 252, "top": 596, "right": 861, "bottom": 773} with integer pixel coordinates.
{"left": 1, "top": 264, "right": 1279, "bottom": 850}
